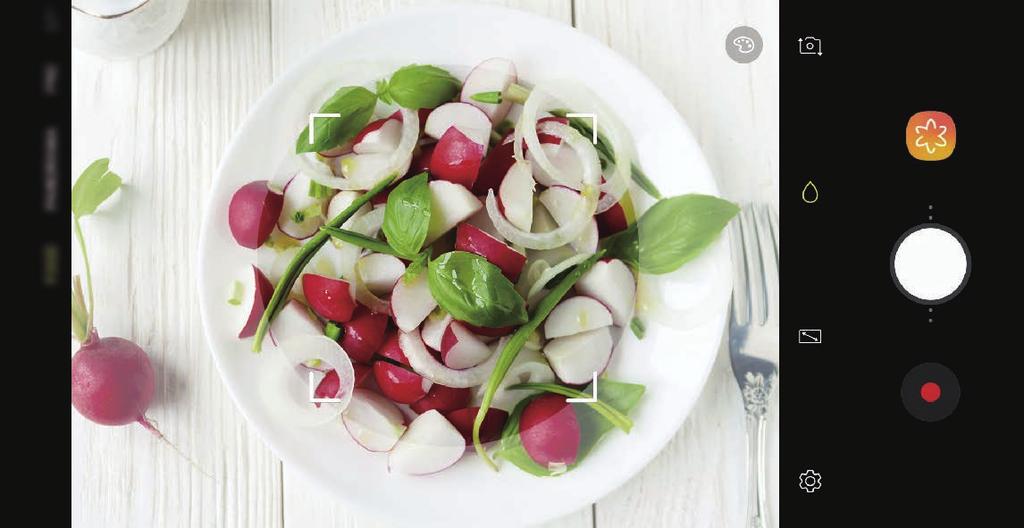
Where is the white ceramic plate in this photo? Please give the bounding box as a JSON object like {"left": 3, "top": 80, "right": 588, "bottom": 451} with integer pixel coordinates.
{"left": 198, "top": 5, "right": 731, "bottom": 527}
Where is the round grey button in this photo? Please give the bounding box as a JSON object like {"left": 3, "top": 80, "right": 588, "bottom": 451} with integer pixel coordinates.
{"left": 726, "top": 26, "right": 763, "bottom": 64}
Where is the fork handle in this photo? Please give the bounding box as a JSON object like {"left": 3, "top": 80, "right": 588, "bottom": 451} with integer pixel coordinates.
{"left": 744, "top": 412, "right": 770, "bottom": 528}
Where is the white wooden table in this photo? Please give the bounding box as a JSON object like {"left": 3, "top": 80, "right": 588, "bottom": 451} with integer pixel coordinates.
{"left": 71, "top": 1, "right": 779, "bottom": 526}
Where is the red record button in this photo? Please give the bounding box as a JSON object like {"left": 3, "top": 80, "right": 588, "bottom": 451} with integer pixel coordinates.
{"left": 901, "top": 363, "right": 959, "bottom": 422}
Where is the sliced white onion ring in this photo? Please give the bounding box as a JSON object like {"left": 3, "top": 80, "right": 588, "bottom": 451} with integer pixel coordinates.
{"left": 297, "top": 108, "right": 419, "bottom": 190}
{"left": 262, "top": 334, "right": 355, "bottom": 427}
{"left": 526, "top": 253, "right": 590, "bottom": 305}
{"left": 400, "top": 329, "right": 502, "bottom": 388}
{"left": 515, "top": 81, "right": 632, "bottom": 214}
{"left": 350, "top": 252, "right": 394, "bottom": 314}
{"left": 485, "top": 187, "right": 595, "bottom": 250}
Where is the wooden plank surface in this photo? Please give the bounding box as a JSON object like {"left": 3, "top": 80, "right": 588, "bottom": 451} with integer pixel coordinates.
{"left": 70, "top": 1, "right": 779, "bottom": 526}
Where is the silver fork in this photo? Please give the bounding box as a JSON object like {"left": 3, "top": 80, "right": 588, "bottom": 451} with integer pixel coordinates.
{"left": 729, "top": 203, "right": 780, "bottom": 528}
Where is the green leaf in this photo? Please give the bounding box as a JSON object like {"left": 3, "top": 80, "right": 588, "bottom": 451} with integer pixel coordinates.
{"left": 602, "top": 194, "right": 739, "bottom": 274}
{"left": 630, "top": 317, "right": 646, "bottom": 339}
{"left": 383, "top": 64, "right": 461, "bottom": 109}
{"left": 382, "top": 172, "right": 431, "bottom": 258}
{"left": 71, "top": 158, "right": 122, "bottom": 218}
{"left": 495, "top": 380, "right": 645, "bottom": 476}
{"left": 427, "top": 251, "right": 527, "bottom": 328}
{"left": 324, "top": 322, "right": 343, "bottom": 341}
{"left": 295, "top": 86, "right": 377, "bottom": 154}
{"left": 403, "top": 251, "right": 429, "bottom": 284}
{"left": 470, "top": 91, "right": 503, "bottom": 104}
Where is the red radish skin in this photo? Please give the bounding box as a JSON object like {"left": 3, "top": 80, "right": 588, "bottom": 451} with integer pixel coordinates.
{"left": 302, "top": 274, "right": 358, "bottom": 323}
{"left": 472, "top": 139, "right": 516, "bottom": 195}
{"left": 409, "top": 143, "right": 436, "bottom": 176}
{"left": 375, "top": 329, "right": 407, "bottom": 364}
{"left": 340, "top": 308, "right": 389, "bottom": 363}
{"left": 596, "top": 200, "right": 629, "bottom": 237}
{"left": 228, "top": 180, "right": 283, "bottom": 249}
{"left": 519, "top": 394, "right": 581, "bottom": 466}
{"left": 430, "top": 127, "right": 485, "bottom": 189}
{"left": 239, "top": 265, "right": 274, "bottom": 338}
{"left": 353, "top": 363, "right": 372, "bottom": 388}
{"left": 445, "top": 407, "right": 509, "bottom": 445}
{"left": 71, "top": 332, "right": 158, "bottom": 430}
{"left": 536, "top": 116, "right": 568, "bottom": 145}
{"left": 373, "top": 361, "right": 429, "bottom": 404}
{"left": 410, "top": 384, "right": 471, "bottom": 414}
{"left": 455, "top": 223, "right": 526, "bottom": 281}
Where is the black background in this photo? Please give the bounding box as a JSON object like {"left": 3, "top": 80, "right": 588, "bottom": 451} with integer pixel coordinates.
{"left": 783, "top": 2, "right": 1017, "bottom": 525}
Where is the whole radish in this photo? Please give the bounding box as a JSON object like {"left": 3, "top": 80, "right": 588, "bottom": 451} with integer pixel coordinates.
{"left": 71, "top": 159, "right": 163, "bottom": 437}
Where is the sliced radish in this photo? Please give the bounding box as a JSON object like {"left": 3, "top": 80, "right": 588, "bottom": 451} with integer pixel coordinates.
{"left": 472, "top": 139, "right": 516, "bottom": 195}
{"left": 596, "top": 200, "right": 629, "bottom": 237}
{"left": 498, "top": 160, "right": 535, "bottom": 232}
{"left": 430, "top": 127, "right": 485, "bottom": 189}
{"left": 353, "top": 363, "right": 372, "bottom": 387}
{"left": 575, "top": 259, "right": 636, "bottom": 326}
{"left": 520, "top": 393, "right": 581, "bottom": 466}
{"left": 410, "top": 384, "right": 471, "bottom": 414}
{"left": 326, "top": 190, "right": 371, "bottom": 226}
{"left": 374, "top": 360, "right": 429, "bottom": 404}
{"left": 302, "top": 274, "right": 357, "bottom": 323}
{"left": 408, "top": 143, "right": 435, "bottom": 176}
{"left": 528, "top": 142, "right": 584, "bottom": 189}
{"left": 421, "top": 308, "right": 453, "bottom": 351}
{"left": 455, "top": 223, "right": 526, "bottom": 282}
{"left": 343, "top": 388, "right": 407, "bottom": 452}
{"left": 357, "top": 253, "right": 406, "bottom": 296}
{"left": 261, "top": 334, "right": 353, "bottom": 427}
{"left": 340, "top": 307, "right": 389, "bottom": 363}
{"left": 352, "top": 118, "right": 402, "bottom": 155}
{"left": 400, "top": 329, "right": 502, "bottom": 388}
{"left": 460, "top": 58, "right": 517, "bottom": 123}
{"left": 376, "top": 328, "right": 408, "bottom": 364}
{"left": 229, "top": 180, "right": 284, "bottom": 249}
{"left": 440, "top": 322, "right": 494, "bottom": 369}
{"left": 539, "top": 185, "right": 599, "bottom": 254}
{"left": 460, "top": 321, "right": 514, "bottom": 338}
{"left": 424, "top": 102, "right": 492, "bottom": 148}
{"left": 270, "top": 300, "right": 323, "bottom": 346}
{"left": 388, "top": 410, "right": 465, "bottom": 475}
{"left": 543, "top": 326, "right": 614, "bottom": 384}
{"left": 391, "top": 272, "right": 437, "bottom": 332}
{"left": 425, "top": 180, "right": 483, "bottom": 245}
{"left": 239, "top": 265, "right": 274, "bottom": 338}
{"left": 277, "top": 172, "right": 325, "bottom": 239}
{"left": 445, "top": 407, "right": 509, "bottom": 446}
{"left": 465, "top": 200, "right": 504, "bottom": 241}
{"left": 543, "top": 296, "right": 613, "bottom": 339}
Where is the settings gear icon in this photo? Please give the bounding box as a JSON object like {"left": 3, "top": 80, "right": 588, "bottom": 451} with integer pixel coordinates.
{"left": 799, "top": 469, "right": 822, "bottom": 493}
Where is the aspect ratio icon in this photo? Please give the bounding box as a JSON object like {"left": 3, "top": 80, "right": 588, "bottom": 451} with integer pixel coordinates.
{"left": 798, "top": 329, "right": 822, "bottom": 344}
{"left": 798, "top": 36, "right": 822, "bottom": 56}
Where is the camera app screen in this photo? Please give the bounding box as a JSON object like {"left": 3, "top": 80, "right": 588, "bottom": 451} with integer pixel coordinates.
{"left": 50, "top": 0, "right": 1009, "bottom": 526}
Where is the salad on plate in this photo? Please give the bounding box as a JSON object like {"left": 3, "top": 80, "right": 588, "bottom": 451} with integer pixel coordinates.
{"left": 223, "top": 58, "right": 738, "bottom": 477}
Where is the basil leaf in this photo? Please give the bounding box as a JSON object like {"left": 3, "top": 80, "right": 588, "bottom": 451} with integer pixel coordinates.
{"left": 495, "top": 380, "right": 646, "bottom": 476}
{"left": 295, "top": 86, "right": 377, "bottom": 154}
{"left": 382, "top": 172, "right": 431, "bottom": 258}
{"left": 603, "top": 194, "right": 739, "bottom": 274}
{"left": 380, "top": 64, "right": 461, "bottom": 109}
{"left": 427, "top": 251, "right": 527, "bottom": 328}
{"left": 71, "top": 158, "right": 122, "bottom": 218}
{"left": 403, "top": 251, "right": 429, "bottom": 284}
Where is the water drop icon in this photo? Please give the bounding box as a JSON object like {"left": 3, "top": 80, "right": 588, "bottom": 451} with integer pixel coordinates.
{"left": 801, "top": 180, "right": 819, "bottom": 204}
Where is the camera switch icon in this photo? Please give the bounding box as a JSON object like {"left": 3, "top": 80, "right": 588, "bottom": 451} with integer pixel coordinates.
{"left": 798, "top": 36, "right": 822, "bottom": 56}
